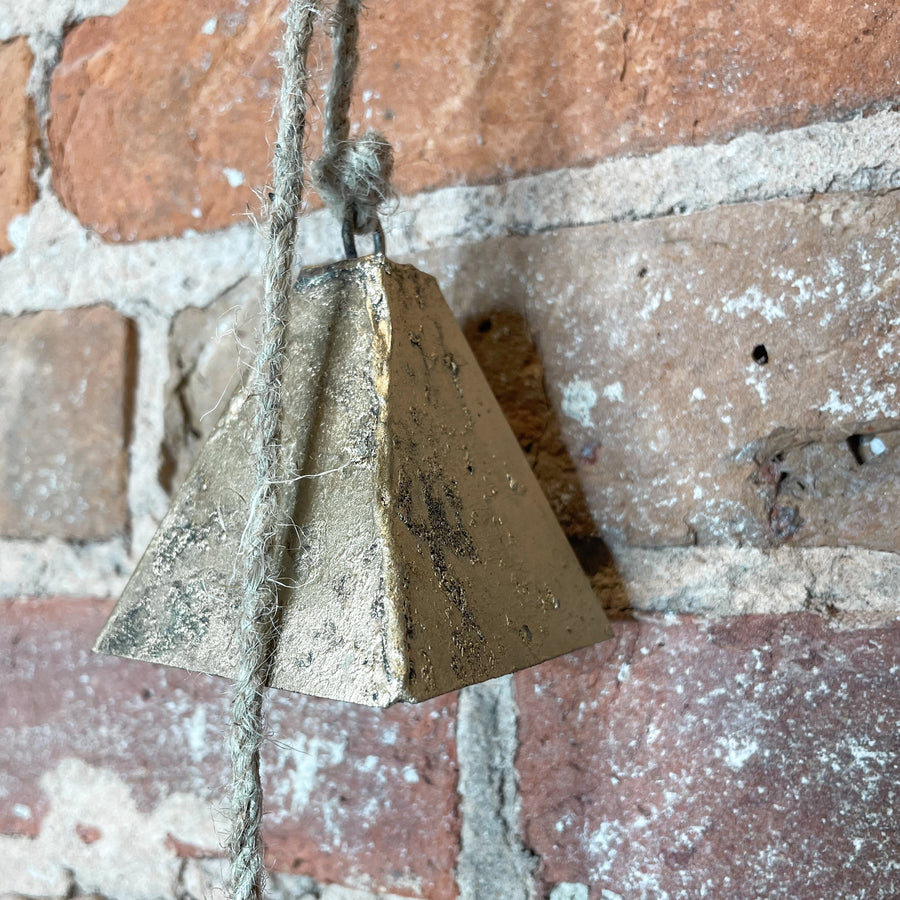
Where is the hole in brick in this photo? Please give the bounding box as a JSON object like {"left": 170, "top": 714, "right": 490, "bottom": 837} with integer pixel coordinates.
{"left": 752, "top": 344, "right": 769, "bottom": 365}
{"left": 477, "top": 317, "right": 492, "bottom": 333}
{"left": 847, "top": 433, "right": 888, "bottom": 465}
{"left": 779, "top": 473, "right": 808, "bottom": 501}
{"left": 638, "top": 265, "right": 649, "bottom": 278}
{"left": 752, "top": 425, "right": 900, "bottom": 552}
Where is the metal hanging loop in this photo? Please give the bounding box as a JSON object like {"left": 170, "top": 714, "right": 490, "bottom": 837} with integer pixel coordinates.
{"left": 342, "top": 216, "right": 385, "bottom": 260}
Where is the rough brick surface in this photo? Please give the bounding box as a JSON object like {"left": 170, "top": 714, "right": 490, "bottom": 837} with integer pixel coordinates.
{"left": 49, "top": 0, "right": 900, "bottom": 242}
{"left": 370, "top": 0, "right": 900, "bottom": 190}
{"left": 418, "top": 190, "right": 900, "bottom": 550}
{"left": 515, "top": 614, "right": 900, "bottom": 900}
{"left": 0, "top": 38, "right": 39, "bottom": 254}
{"left": 0, "top": 306, "right": 135, "bottom": 540}
{"left": 48, "top": 0, "right": 285, "bottom": 242}
{"left": 0, "top": 597, "right": 459, "bottom": 899}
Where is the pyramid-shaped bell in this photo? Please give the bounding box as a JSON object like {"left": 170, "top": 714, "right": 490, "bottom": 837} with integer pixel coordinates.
{"left": 95, "top": 257, "right": 612, "bottom": 706}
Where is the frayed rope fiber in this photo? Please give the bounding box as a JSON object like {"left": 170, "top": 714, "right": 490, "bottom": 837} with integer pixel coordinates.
{"left": 228, "top": 1, "right": 394, "bottom": 899}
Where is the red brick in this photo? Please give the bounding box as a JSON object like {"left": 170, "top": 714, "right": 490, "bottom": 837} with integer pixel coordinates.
{"left": 0, "top": 38, "right": 39, "bottom": 254}
{"left": 368, "top": 0, "right": 900, "bottom": 189}
{"left": 48, "top": 0, "right": 285, "bottom": 242}
{"left": 0, "top": 597, "right": 459, "bottom": 898}
{"left": 515, "top": 614, "right": 900, "bottom": 899}
{"left": 420, "top": 191, "right": 900, "bottom": 550}
{"left": 0, "top": 307, "right": 135, "bottom": 540}
{"left": 49, "top": 0, "right": 900, "bottom": 242}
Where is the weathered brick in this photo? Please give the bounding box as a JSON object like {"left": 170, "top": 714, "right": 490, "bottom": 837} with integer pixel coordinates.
{"left": 0, "top": 597, "right": 459, "bottom": 898}
{"left": 0, "top": 306, "right": 135, "bottom": 540}
{"left": 49, "top": 0, "right": 900, "bottom": 241}
{"left": 418, "top": 190, "right": 900, "bottom": 550}
{"left": 48, "top": 0, "right": 284, "bottom": 242}
{"left": 0, "top": 38, "right": 39, "bottom": 254}
{"left": 515, "top": 614, "right": 900, "bottom": 900}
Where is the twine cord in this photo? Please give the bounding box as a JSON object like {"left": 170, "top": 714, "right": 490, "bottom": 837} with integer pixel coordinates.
{"left": 228, "top": 0, "right": 397, "bottom": 894}
{"left": 228, "top": 1, "right": 394, "bottom": 897}
{"left": 313, "top": 0, "right": 394, "bottom": 237}
{"left": 228, "top": 2, "right": 317, "bottom": 899}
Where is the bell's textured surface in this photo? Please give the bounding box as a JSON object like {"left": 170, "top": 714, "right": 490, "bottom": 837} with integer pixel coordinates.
{"left": 95, "top": 257, "right": 612, "bottom": 706}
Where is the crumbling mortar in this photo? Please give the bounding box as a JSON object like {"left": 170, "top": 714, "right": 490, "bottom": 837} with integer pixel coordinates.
{"left": 500, "top": 681, "right": 540, "bottom": 877}
{"left": 456, "top": 677, "right": 538, "bottom": 900}
{"left": 504, "top": 676, "right": 542, "bottom": 896}
{"left": 24, "top": 30, "right": 60, "bottom": 188}
{"left": 0, "top": 0, "right": 129, "bottom": 43}
{"left": 320, "top": 110, "right": 900, "bottom": 256}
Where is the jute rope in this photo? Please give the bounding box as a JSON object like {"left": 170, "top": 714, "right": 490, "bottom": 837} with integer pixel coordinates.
{"left": 228, "top": 1, "right": 394, "bottom": 898}
{"left": 313, "top": 0, "right": 394, "bottom": 239}
{"left": 229, "top": 2, "right": 317, "bottom": 899}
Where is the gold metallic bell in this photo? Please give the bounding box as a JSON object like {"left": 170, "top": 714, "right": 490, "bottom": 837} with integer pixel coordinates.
{"left": 95, "top": 255, "right": 612, "bottom": 706}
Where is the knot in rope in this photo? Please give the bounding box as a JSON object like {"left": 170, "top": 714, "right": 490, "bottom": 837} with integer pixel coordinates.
{"left": 312, "top": 129, "right": 394, "bottom": 235}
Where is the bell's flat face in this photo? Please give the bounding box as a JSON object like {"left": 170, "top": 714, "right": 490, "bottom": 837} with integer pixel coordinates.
{"left": 95, "top": 258, "right": 612, "bottom": 706}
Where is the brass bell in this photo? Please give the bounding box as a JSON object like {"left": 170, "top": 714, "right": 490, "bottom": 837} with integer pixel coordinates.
{"left": 95, "top": 255, "right": 612, "bottom": 706}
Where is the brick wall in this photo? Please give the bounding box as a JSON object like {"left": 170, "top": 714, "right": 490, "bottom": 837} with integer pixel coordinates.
{"left": 1, "top": 1, "right": 899, "bottom": 898}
